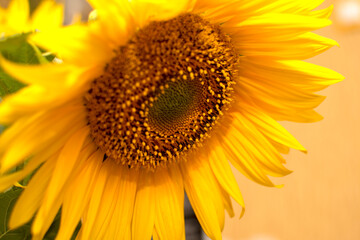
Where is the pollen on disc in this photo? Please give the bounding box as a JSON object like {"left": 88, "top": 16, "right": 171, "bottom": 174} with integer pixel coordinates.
{"left": 85, "top": 13, "right": 239, "bottom": 169}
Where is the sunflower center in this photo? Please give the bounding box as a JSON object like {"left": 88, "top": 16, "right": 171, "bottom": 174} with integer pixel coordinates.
{"left": 148, "top": 79, "right": 204, "bottom": 135}
{"left": 85, "top": 13, "right": 238, "bottom": 168}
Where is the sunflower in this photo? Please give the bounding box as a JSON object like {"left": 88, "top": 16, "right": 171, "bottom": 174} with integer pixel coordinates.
{"left": 0, "top": 0, "right": 343, "bottom": 239}
{"left": 0, "top": 0, "right": 63, "bottom": 37}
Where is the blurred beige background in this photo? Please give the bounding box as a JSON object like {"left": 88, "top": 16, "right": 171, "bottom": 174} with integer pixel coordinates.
{"left": 223, "top": 1, "right": 360, "bottom": 239}
{"left": 1, "top": 0, "right": 359, "bottom": 239}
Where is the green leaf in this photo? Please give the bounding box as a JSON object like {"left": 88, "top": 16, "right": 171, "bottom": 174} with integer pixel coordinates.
{"left": 0, "top": 189, "right": 82, "bottom": 240}
{"left": 2, "top": 42, "right": 40, "bottom": 65}
{"left": 0, "top": 33, "right": 51, "bottom": 65}
{"left": 0, "top": 224, "right": 32, "bottom": 240}
{"left": 42, "top": 51, "right": 56, "bottom": 63}
{"left": 71, "top": 222, "right": 81, "bottom": 240}
{"left": 0, "top": 125, "right": 4, "bottom": 135}
{"left": 0, "top": 33, "right": 51, "bottom": 97}
{"left": 41, "top": 210, "right": 81, "bottom": 240}
{"left": 41, "top": 210, "right": 61, "bottom": 240}
{"left": 0, "top": 34, "right": 31, "bottom": 53}
{"left": 0, "top": 187, "right": 24, "bottom": 236}
{"left": 0, "top": 70, "right": 26, "bottom": 97}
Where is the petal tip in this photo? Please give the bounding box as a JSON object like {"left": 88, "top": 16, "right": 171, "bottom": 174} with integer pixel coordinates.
{"left": 239, "top": 206, "right": 245, "bottom": 219}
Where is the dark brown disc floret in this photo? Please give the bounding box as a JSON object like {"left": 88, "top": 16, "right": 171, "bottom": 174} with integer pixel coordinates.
{"left": 85, "top": 13, "right": 238, "bottom": 168}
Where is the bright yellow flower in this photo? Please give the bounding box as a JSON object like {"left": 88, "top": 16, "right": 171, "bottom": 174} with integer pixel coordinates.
{"left": 0, "top": 0, "right": 343, "bottom": 239}
{"left": 0, "top": 0, "right": 63, "bottom": 37}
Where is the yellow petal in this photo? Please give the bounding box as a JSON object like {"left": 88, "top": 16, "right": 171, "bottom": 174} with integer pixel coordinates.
{"left": 84, "top": 163, "right": 139, "bottom": 240}
{"left": 239, "top": 105, "right": 307, "bottom": 152}
{"left": 220, "top": 187, "right": 235, "bottom": 218}
{"left": 0, "top": 101, "right": 83, "bottom": 154}
{"left": 239, "top": 57, "right": 344, "bottom": 91}
{"left": 56, "top": 150, "right": 103, "bottom": 240}
{"left": 154, "top": 166, "right": 185, "bottom": 240}
{"left": 84, "top": 163, "right": 120, "bottom": 240}
{"left": 103, "top": 166, "right": 138, "bottom": 240}
{"left": 152, "top": 229, "right": 160, "bottom": 240}
{"left": 224, "top": 13, "right": 331, "bottom": 42}
{"left": 219, "top": 122, "right": 276, "bottom": 187}
{"left": 180, "top": 156, "right": 224, "bottom": 240}
{"left": 201, "top": 0, "right": 326, "bottom": 24}
{"left": 6, "top": 0, "right": 29, "bottom": 34}
{"left": 87, "top": 0, "right": 135, "bottom": 48}
{"left": 238, "top": 64, "right": 329, "bottom": 108}
{"left": 128, "top": 0, "right": 192, "bottom": 25}
{"left": 235, "top": 88, "right": 325, "bottom": 123}
{"left": 224, "top": 114, "right": 293, "bottom": 178}
{"left": 32, "top": 127, "right": 91, "bottom": 236}
{"left": 31, "top": 24, "right": 113, "bottom": 66}
{"left": 32, "top": 187, "right": 63, "bottom": 240}
{"left": 132, "top": 170, "right": 155, "bottom": 240}
{"left": 233, "top": 32, "right": 338, "bottom": 60}
{"left": 0, "top": 57, "right": 72, "bottom": 87}
{"left": 0, "top": 67, "right": 98, "bottom": 124}
{"left": 0, "top": 147, "right": 60, "bottom": 192}
{"left": 238, "top": 78, "right": 326, "bottom": 116}
{"left": 9, "top": 157, "right": 56, "bottom": 229}
{"left": 209, "top": 141, "right": 245, "bottom": 211}
{"left": 0, "top": 103, "right": 87, "bottom": 173}
{"left": 30, "top": 0, "right": 64, "bottom": 32}
{"left": 192, "top": 0, "right": 229, "bottom": 12}
{"left": 267, "top": 138, "right": 290, "bottom": 155}
{"left": 80, "top": 160, "right": 112, "bottom": 240}
{"left": 308, "top": 5, "right": 333, "bottom": 18}
{"left": 257, "top": 0, "right": 325, "bottom": 15}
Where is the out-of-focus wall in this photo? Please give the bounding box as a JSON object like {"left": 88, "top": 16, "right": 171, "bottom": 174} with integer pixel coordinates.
{"left": 0, "top": 0, "right": 10, "bottom": 7}
{"left": 62, "top": 0, "right": 91, "bottom": 24}
{"left": 223, "top": 0, "right": 360, "bottom": 239}
{"left": 0, "top": 0, "right": 41, "bottom": 11}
